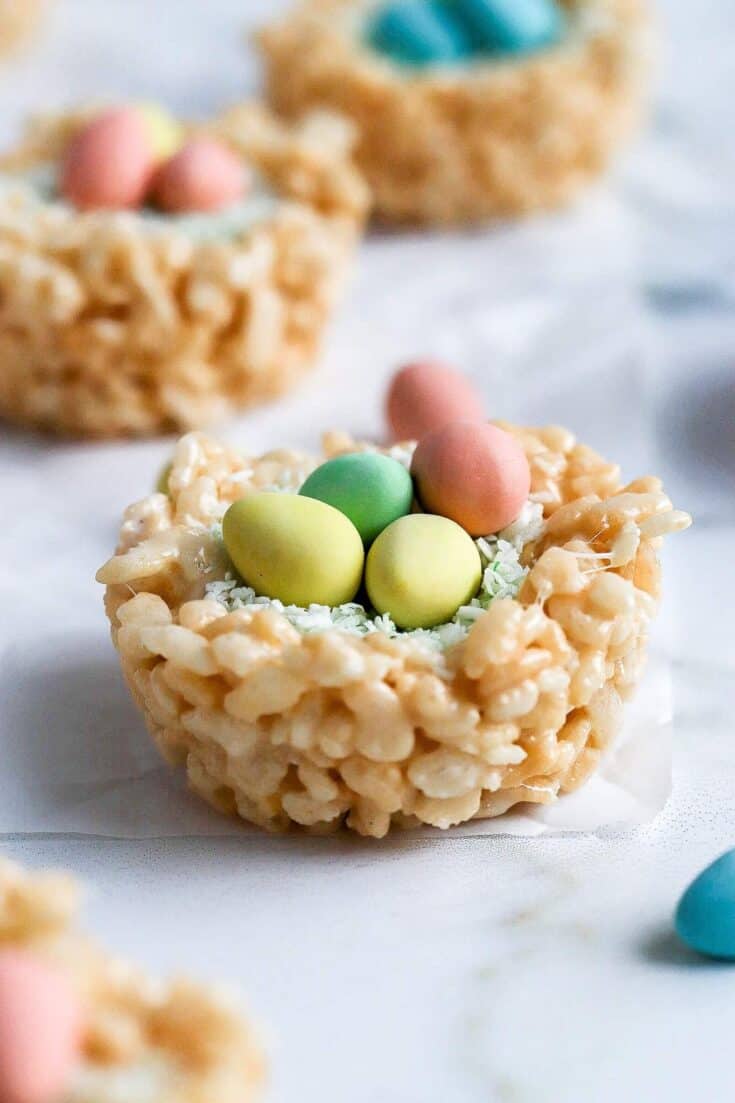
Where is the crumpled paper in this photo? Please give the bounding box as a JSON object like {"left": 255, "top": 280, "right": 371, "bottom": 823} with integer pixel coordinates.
{"left": 450, "top": 657, "right": 672, "bottom": 837}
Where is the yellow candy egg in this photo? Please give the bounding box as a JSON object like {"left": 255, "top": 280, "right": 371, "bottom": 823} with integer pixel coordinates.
{"left": 136, "top": 103, "right": 184, "bottom": 163}
{"left": 222, "top": 493, "right": 364, "bottom": 608}
{"left": 366, "top": 513, "right": 481, "bottom": 629}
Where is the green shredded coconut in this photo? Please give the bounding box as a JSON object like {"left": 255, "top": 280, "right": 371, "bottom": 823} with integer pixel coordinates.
{"left": 0, "top": 163, "right": 279, "bottom": 243}
{"left": 205, "top": 500, "right": 544, "bottom": 652}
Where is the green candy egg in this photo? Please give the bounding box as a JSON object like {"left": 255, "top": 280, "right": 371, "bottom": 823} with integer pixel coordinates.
{"left": 366, "top": 513, "right": 481, "bottom": 629}
{"left": 222, "top": 492, "right": 364, "bottom": 608}
{"left": 299, "top": 452, "right": 414, "bottom": 546}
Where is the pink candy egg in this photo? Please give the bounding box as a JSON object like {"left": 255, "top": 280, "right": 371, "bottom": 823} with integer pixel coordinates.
{"left": 411, "top": 421, "right": 531, "bottom": 536}
{"left": 60, "top": 107, "right": 155, "bottom": 211}
{"left": 0, "top": 950, "right": 82, "bottom": 1103}
{"left": 385, "top": 361, "right": 484, "bottom": 442}
{"left": 151, "top": 138, "right": 246, "bottom": 213}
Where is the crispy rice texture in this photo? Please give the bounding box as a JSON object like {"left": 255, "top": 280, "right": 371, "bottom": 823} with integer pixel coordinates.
{"left": 258, "top": 0, "right": 652, "bottom": 225}
{"left": 0, "top": 858, "right": 265, "bottom": 1103}
{"left": 0, "top": 0, "right": 45, "bottom": 56}
{"left": 0, "top": 104, "right": 368, "bottom": 438}
{"left": 97, "top": 425, "right": 689, "bottom": 838}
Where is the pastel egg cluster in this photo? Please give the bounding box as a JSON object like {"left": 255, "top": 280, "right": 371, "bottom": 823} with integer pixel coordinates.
{"left": 0, "top": 950, "right": 83, "bottom": 1103}
{"left": 221, "top": 361, "right": 531, "bottom": 630}
{"left": 60, "top": 105, "right": 247, "bottom": 214}
{"left": 366, "top": 0, "right": 564, "bottom": 68}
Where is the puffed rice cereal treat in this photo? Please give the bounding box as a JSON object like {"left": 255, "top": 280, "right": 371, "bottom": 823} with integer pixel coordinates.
{"left": 258, "top": 0, "right": 652, "bottom": 225}
{"left": 0, "top": 103, "right": 368, "bottom": 437}
{"left": 0, "top": 857, "right": 265, "bottom": 1102}
{"left": 97, "top": 421, "right": 690, "bottom": 838}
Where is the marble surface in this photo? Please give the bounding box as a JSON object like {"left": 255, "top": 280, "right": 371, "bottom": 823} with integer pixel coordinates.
{"left": 1, "top": 2, "right": 735, "bottom": 1101}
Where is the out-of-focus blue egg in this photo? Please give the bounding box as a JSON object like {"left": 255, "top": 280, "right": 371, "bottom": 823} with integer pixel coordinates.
{"left": 452, "top": 0, "right": 564, "bottom": 55}
{"left": 675, "top": 849, "right": 735, "bottom": 961}
{"left": 366, "top": 0, "right": 472, "bottom": 66}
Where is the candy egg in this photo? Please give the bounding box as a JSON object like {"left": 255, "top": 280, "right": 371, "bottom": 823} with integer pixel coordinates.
{"left": 136, "top": 103, "right": 184, "bottom": 163}
{"left": 0, "top": 950, "right": 82, "bottom": 1103}
{"left": 675, "top": 849, "right": 735, "bottom": 960}
{"left": 299, "top": 452, "right": 414, "bottom": 545}
{"left": 366, "top": 513, "right": 481, "bottom": 629}
{"left": 60, "top": 107, "right": 155, "bottom": 210}
{"left": 151, "top": 138, "right": 246, "bottom": 214}
{"left": 222, "top": 492, "right": 364, "bottom": 608}
{"left": 367, "top": 0, "right": 470, "bottom": 66}
{"left": 411, "top": 421, "right": 530, "bottom": 536}
{"left": 386, "top": 361, "right": 484, "bottom": 442}
{"left": 453, "top": 0, "right": 564, "bottom": 55}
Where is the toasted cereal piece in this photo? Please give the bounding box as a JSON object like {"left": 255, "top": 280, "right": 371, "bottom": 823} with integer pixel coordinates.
{"left": 258, "top": 0, "right": 652, "bottom": 225}
{"left": 0, "top": 858, "right": 265, "bottom": 1103}
{"left": 96, "top": 423, "right": 690, "bottom": 837}
{"left": 0, "top": 0, "right": 45, "bottom": 58}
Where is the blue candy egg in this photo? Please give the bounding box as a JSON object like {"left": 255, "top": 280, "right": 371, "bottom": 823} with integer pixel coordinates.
{"left": 675, "top": 849, "right": 735, "bottom": 961}
{"left": 367, "top": 0, "right": 471, "bottom": 66}
{"left": 452, "top": 0, "right": 564, "bottom": 55}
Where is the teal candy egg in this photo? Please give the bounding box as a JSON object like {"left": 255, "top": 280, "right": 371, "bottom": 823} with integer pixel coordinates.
{"left": 428, "top": 1, "right": 475, "bottom": 55}
{"left": 453, "top": 0, "right": 564, "bottom": 55}
{"left": 675, "top": 849, "right": 735, "bottom": 961}
{"left": 367, "top": 0, "right": 471, "bottom": 66}
{"left": 299, "top": 452, "right": 414, "bottom": 546}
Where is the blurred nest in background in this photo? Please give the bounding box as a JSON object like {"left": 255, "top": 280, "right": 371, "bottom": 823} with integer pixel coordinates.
{"left": 0, "top": 104, "right": 368, "bottom": 438}
{"left": 0, "top": 858, "right": 266, "bottom": 1102}
{"left": 0, "top": 0, "right": 46, "bottom": 57}
{"left": 258, "top": 0, "right": 653, "bottom": 225}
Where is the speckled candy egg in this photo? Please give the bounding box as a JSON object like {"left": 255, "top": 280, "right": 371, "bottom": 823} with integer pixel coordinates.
{"left": 151, "top": 137, "right": 246, "bottom": 213}
{"left": 299, "top": 452, "right": 414, "bottom": 545}
{"left": 222, "top": 492, "right": 364, "bottom": 608}
{"left": 411, "top": 421, "right": 530, "bottom": 536}
{"left": 366, "top": 512, "right": 481, "bottom": 629}
{"left": 386, "top": 361, "right": 484, "bottom": 442}
{"left": 0, "top": 950, "right": 82, "bottom": 1103}
{"left": 60, "top": 107, "right": 155, "bottom": 210}
{"left": 675, "top": 849, "right": 735, "bottom": 960}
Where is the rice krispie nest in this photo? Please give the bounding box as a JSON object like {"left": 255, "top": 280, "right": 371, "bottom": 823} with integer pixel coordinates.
{"left": 97, "top": 425, "right": 689, "bottom": 839}
{"left": 258, "top": 0, "right": 652, "bottom": 225}
{"left": 0, "top": 858, "right": 265, "bottom": 1102}
{"left": 0, "top": 104, "right": 368, "bottom": 438}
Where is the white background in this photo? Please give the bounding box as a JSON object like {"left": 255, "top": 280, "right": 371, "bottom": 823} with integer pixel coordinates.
{"left": 1, "top": 2, "right": 735, "bottom": 1100}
